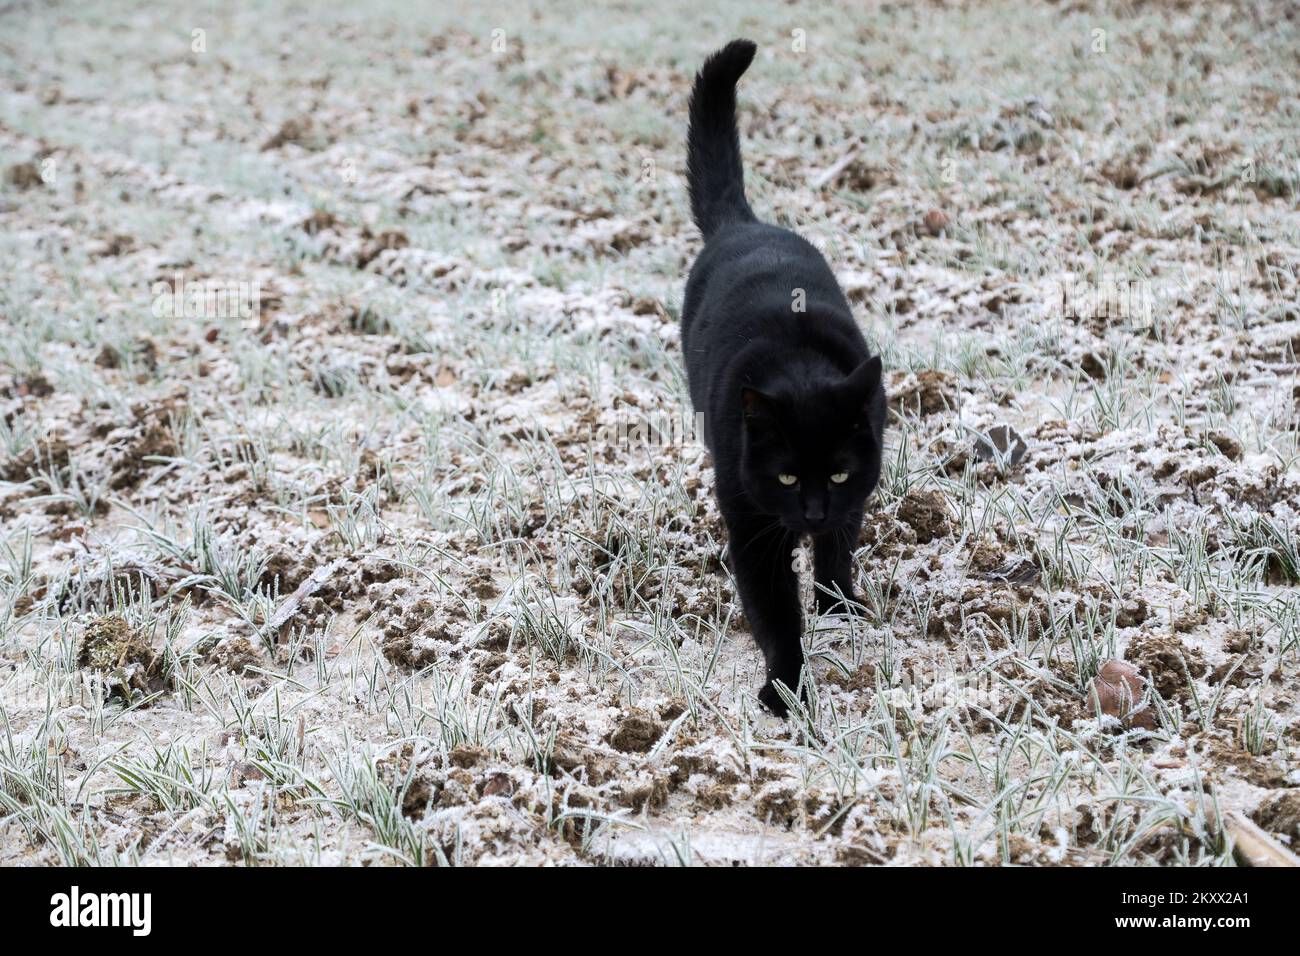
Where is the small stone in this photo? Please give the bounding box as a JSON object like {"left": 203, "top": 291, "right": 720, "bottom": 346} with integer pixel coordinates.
{"left": 979, "top": 558, "right": 1039, "bottom": 586}
{"left": 972, "top": 424, "right": 1028, "bottom": 466}
{"left": 1088, "top": 659, "right": 1156, "bottom": 729}
{"left": 482, "top": 772, "right": 515, "bottom": 798}
{"left": 922, "top": 208, "right": 950, "bottom": 236}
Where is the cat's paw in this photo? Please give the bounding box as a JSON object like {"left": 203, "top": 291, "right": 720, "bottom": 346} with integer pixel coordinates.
{"left": 757, "top": 681, "right": 789, "bottom": 716}
{"left": 758, "top": 679, "right": 799, "bottom": 717}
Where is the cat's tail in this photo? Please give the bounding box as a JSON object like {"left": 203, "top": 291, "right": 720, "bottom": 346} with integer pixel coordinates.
{"left": 687, "top": 39, "right": 758, "bottom": 240}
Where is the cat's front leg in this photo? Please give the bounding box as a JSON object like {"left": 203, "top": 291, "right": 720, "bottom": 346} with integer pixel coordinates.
{"left": 813, "top": 513, "right": 862, "bottom": 616}
{"left": 725, "top": 512, "right": 804, "bottom": 715}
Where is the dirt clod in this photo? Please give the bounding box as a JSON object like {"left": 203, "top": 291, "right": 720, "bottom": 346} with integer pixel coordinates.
{"left": 1115, "top": 597, "right": 1150, "bottom": 629}
{"left": 1251, "top": 790, "right": 1300, "bottom": 842}
{"left": 1126, "top": 633, "right": 1207, "bottom": 701}
{"left": 6, "top": 162, "right": 44, "bottom": 189}
{"left": 1207, "top": 431, "right": 1242, "bottom": 460}
{"left": 1, "top": 437, "right": 71, "bottom": 482}
{"left": 78, "top": 616, "right": 165, "bottom": 701}
{"left": 890, "top": 370, "right": 956, "bottom": 417}
{"left": 449, "top": 745, "right": 487, "bottom": 769}
{"left": 608, "top": 711, "right": 663, "bottom": 753}
{"left": 382, "top": 631, "right": 440, "bottom": 670}
{"left": 207, "top": 636, "right": 261, "bottom": 674}
{"left": 896, "top": 489, "right": 954, "bottom": 544}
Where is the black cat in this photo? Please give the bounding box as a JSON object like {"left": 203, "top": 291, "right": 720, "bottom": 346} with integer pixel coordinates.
{"left": 681, "top": 39, "right": 886, "bottom": 716}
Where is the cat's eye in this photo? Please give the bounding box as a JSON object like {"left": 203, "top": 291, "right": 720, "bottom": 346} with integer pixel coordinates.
{"left": 777, "top": 473, "right": 798, "bottom": 486}
{"left": 830, "top": 472, "right": 849, "bottom": 484}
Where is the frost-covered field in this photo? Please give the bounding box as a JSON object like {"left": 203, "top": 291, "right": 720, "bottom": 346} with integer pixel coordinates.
{"left": 2, "top": 0, "right": 1299, "bottom": 866}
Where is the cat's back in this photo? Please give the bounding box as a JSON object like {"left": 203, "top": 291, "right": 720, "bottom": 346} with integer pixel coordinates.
{"left": 683, "top": 220, "right": 850, "bottom": 351}
{"left": 688, "top": 221, "right": 833, "bottom": 294}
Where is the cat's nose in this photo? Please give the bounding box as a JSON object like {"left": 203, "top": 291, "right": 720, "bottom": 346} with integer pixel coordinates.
{"left": 803, "top": 502, "right": 826, "bottom": 524}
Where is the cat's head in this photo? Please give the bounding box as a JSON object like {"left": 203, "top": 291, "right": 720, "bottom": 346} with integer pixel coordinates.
{"left": 739, "top": 355, "right": 886, "bottom": 534}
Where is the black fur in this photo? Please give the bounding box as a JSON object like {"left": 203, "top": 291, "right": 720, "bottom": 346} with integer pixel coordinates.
{"left": 681, "top": 39, "right": 887, "bottom": 716}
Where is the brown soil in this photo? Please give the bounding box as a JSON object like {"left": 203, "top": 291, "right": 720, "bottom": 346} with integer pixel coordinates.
{"left": 77, "top": 615, "right": 165, "bottom": 701}
{"left": 608, "top": 710, "right": 663, "bottom": 753}
{"left": 896, "top": 488, "right": 954, "bottom": 544}
{"left": 1251, "top": 790, "right": 1300, "bottom": 841}
{"left": 890, "top": 369, "right": 957, "bottom": 417}
{"left": 1127, "top": 632, "right": 1208, "bottom": 701}
{"left": 207, "top": 636, "right": 261, "bottom": 674}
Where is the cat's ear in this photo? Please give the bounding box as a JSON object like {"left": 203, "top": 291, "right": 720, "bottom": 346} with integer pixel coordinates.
{"left": 845, "top": 355, "right": 883, "bottom": 396}
{"left": 740, "top": 387, "right": 776, "bottom": 422}
{"left": 844, "top": 356, "right": 884, "bottom": 432}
